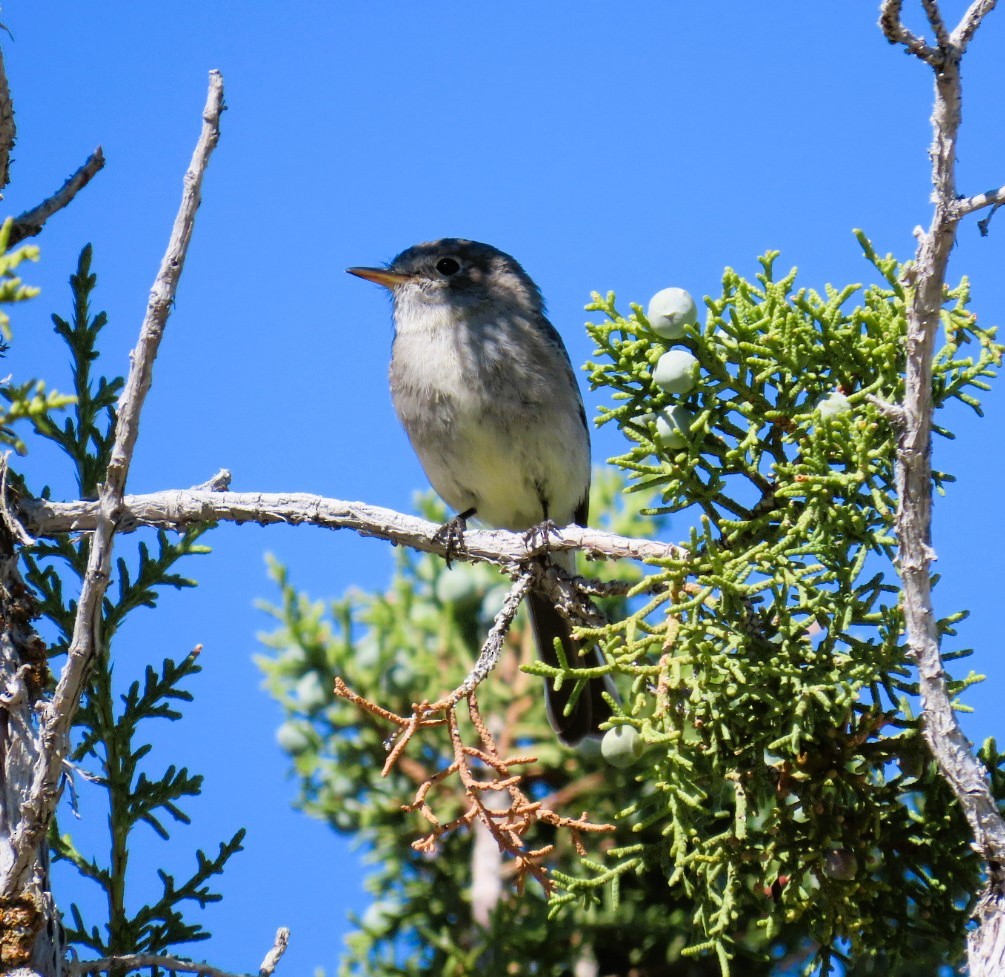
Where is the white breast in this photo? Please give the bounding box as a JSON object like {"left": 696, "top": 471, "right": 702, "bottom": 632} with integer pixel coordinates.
{"left": 389, "top": 288, "right": 591, "bottom": 530}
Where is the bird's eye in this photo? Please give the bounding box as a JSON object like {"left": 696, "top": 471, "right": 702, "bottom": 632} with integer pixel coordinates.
{"left": 436, "top": 256, "right": 461, "bottom": 277}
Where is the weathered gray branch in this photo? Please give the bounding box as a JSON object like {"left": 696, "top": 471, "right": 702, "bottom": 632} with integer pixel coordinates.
{"left": 920, "top": 0, "right": 951, "bottom": 47}
{"left": 71, "top": 954, "right": 244, "bottom": 977}
{"left": 257, "top": 926, "right": 290, "bottom": 977}
{"left": 877, "top": 2, "right": 1005, "bottom": 973}
{"left": 448, "top": 572, "right": 535, "bottom": 706}
{"left": 879, "top": 0, "right": 941, "bottom": 61}
{"left": 19, "top": 488, "right": 684, "bottom": 571}
{"left": 0, "top": 27, "right": 104, "bottom": 237}
{"left": 69, "top": 926, "right": 290, "bottom": 977}
{"left": 0, "top": 469, "right": 61, "bottom": 975}
{"left": 8, "top": 148, "right": 105, "bottom": 248}
{"left": 0, "top": 70, "right": 226, "bottom": 901}
{"left": 954, "top": 183, "right": 1005, "bottom": 218}
{"left": 952, "top": 0, "right": 998, "bottom": 50}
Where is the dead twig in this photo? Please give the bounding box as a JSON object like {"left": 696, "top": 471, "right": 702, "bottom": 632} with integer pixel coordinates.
{"left": 874, "top": 2, "right": 1005, "bottom": 972}
{"left": 68, "top": 926, "right": 290, "bottom": 977}
{"left": 8, "top": 148, "right": 105, "bottom": 247}
{"left": 332, "top": 570, "right": 614, "bottom": 892}
{"left": 20, "top": 488, "right": 686, "bottom": 569}
{"left": 0, "top": 70, "right": 226, "bottom": 899}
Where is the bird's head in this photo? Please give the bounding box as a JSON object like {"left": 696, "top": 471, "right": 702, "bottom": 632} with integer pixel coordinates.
{"left": 347, "top": 238, "right": 545, "bottom": 319}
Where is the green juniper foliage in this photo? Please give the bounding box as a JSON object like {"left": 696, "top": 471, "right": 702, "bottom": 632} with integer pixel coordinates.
{"left": 567, "top": 233, "right": 1005, "bottom": 974}
{"left": 261, "top": 235, "right": 1005, "bottom": 976}
{"left": 259, "top": 477, "right": 796, "bottom": 976}
{"left": 18, "top": 246, "right": 243, "bottom": 958}
{"left": 0, "top": 216, "right": 74, "bottom": 455}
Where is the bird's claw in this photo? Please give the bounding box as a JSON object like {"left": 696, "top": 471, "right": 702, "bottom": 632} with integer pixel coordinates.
{"left": 434, "top": 509, "right": 474, "bottom": 568}
{"left": 523, "top": 518, "right": 561, "bottom": 554}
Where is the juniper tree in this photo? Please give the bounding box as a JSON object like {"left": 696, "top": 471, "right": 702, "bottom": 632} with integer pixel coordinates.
{"left": 261, "top": 242, "right": 1004, "bottom": 975}
{"left": 0, "top": 4, "right": 1003, "bottom": 977}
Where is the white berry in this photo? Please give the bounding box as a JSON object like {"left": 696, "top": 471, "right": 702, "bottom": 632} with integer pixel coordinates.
{"left": 276, "top": 721, "right": 312, "bottom": 755}
{"left": 647, "top": 287, "right": 698, "bottom": 339}
{"left": 601, "top": 726, "right": 646, "bottom": 767}
{"left": 655, "top": 406, "right": 695, "bottom": 449}
{"left": 653, "top": 349, "right": 699, "bottom": 394}
{"left": 817, "top": 391, "right": 851, "bottom": 418}
{"left": 823, "top": 848, "right": 858, "bottom": 880}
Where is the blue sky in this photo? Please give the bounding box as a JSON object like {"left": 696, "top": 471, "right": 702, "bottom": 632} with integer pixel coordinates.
{"left": 4, "top": 2, "right": 1005, "bottom": 973}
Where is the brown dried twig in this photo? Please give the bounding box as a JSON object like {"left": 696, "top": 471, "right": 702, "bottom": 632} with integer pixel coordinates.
{"left": 333, "top": 570, "right": 614, "bottom": 892}
{"left": 408, "top": 695, "right": 612, "bottom": 894}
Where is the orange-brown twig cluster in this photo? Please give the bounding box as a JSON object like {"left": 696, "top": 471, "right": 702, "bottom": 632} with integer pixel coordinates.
{"left": 333, "top": 678, "right": 614, "bottom": 893}
{"left": 331, "top": 565, "right": 616, "bottom": 890}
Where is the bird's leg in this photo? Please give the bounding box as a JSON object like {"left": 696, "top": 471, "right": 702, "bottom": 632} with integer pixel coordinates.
{"left": 523, "top": 498, "right": 560, "bottom": 556}
{"left": 434, "top": 507, "right": 476, "bottom": 569}
{"left": 523, "top": 520, "right": 561, "bottom": 554}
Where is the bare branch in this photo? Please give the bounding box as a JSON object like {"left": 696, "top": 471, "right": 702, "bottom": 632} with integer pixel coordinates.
{"left": 0, "top": 70, "right": 225, "bottom": 898}
{"left": 437, "top": 572, "right": 536, "bottom": 708}
{"left": 0, "top": 455, "right": 33, "bottom": 546}
{"left": 970, "top": 890, "right": 1005, "bottom": 975}
{"left": 69, "top": 929, "right": 290, "bottom": 977}
{"left": 880, "top": 0, "right": 997, "bottom": 65}
{"left": 920, "top": 0, "right": 951, "bottom": 48}
{"left": 877, "top": 2, "right": 1005, "bottom": 968}
{"left": 951, "top": 0, "right": 998, "bottom": 52}
{"left": 19, "top": 488, "right": 685, "bottom": 570}
{"left": 879, "top": 0, "right": 941, "bottom": 62}
{"left": 258, "top": 927, "right": 290, "bottom": 977}
{"left": 894, "top": 35, "right": 1005, "bottom": 869}
{"left": 955, "top": 183, "right": 1005, "bottom": 219}
{"left": 71, "top": 955, "right": 237, "bottom": 977}
{"left": 978, "top": 203, "right": 1003, "bottom": 237}
{"left": 866, "top": 393, "right": 906, "bottom": 430}
{"left": 192, "top": 467, "right": 233, "bottom": 492}
{"left": 8, "top": 148, "right": 105, "bottom": 248}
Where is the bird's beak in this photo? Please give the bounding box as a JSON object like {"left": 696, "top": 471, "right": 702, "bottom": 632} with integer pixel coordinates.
{"left": 346, "top": 266, "right": 413, "bottom": 289}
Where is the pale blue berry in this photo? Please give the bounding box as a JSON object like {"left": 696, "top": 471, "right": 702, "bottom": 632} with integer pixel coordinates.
{"left": 653, "top": 349, "right": 699, "bottom": 394}
{"left": 601, "top": 725, "right": 646, "bottom": 767}
{"left": 817, "top": 391, "right": 851, "bottom": 418}
{"left": 647, "top": 287, "right": 698, "bottom": 339}
{"left": 655, "top": 406, "right": 695, "bottom": 449}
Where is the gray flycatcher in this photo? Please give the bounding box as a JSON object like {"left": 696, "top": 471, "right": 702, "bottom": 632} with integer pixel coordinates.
{"left": 347, "top": 238, "right": 615, "bottom": 745}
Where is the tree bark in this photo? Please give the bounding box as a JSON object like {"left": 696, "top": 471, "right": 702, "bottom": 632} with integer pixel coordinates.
{"left": 0, "top": 531, "right": 61, "bottom": 975}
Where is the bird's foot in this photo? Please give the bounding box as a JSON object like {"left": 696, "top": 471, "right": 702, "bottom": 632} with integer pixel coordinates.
{"left": 434, "top": 508, "right": 475, "bottom": 569}
{"left": 523, "top": 518, "right": 561, "bottom": 555}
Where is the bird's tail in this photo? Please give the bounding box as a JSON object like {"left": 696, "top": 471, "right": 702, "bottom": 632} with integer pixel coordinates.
{"left": 526, "top": 552, "right": 617, "bottom": 745}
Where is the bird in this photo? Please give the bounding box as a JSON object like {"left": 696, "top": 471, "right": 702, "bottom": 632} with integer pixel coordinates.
{"left": 347, "top": 238, "right": 615, "bottom": 744}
